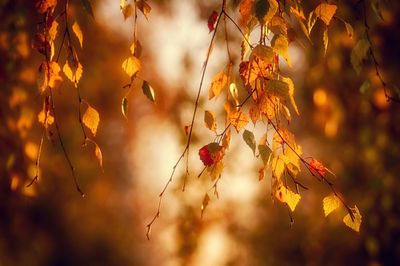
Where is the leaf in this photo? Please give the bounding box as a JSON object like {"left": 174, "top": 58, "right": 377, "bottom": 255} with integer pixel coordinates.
{"left": 80, "top": 0, "right": 95, "bottom": 19}
{"left": 38, "top": 61, "right": 63, "bottom": 91}
{"left": 258, "top": 144, "right": 271, "bottom": 165}
{"left": 314, "top": 3, "right": 337, "bottom": 26}
{"left": 258, "top": 167, "right": 265, "bottom": 181}
{"left": 270, "top": 16, "right": 287, "bottom": 35}
{"left": 249, "top": 106, "right": 260, "bottom": 125}
{"left": 344, "top": 21, "right": 354, "bottom": 39}
{"left": 254, "top": 0, "right": 278, "bottom": 24}
{"left": 38, "top": 110, "right": 54, "bottom": 126}
{"left": 209, "top": 71, "right": 228, "bottom": 100}
{"left": 229, "top": 111, "right": 249, "bottom": 132}
{"left": 343, "top": 206, "right": 362, "bottom": 232}
{"left": 359, "top": 79, "right": 371, "bottom": 95}
{"left": 122, "top": 56, "right": 141, "bottom": 77}
{"left": 199, "top": 145, "right": 214, "bottom": 166}
{"left": 222, "top": 129, "right": 231, "bottom": 149}
{"left": 271, "top": 154, "right": 286, "bottom": 180}
{"left": 63, "top": 60, "right": 83, "bottom": 85}
{"left": 136, "top": 0, "right": 151, "bottom": 19}
{"left": 281, "top": 76, "right": 299, "bottom": 115}
{"left": 272, "top": 34, "right": 291, "bottom": 67}
{"left": 49, "top": 20, "right": 59, "bottom": 42}
{"left": 275, "top": 185, "right": 301, "bottom": 212}
{"left": 266, "top": 79, "right": 289, "bottom": 99}
{"left": 121, "top": 97, "right": 128, "bottom": 119}
{"left": 120, "top": 0, "right": 126, "bottom": 9}
{"left": 323, "top": 195, "right": 340, "bottom": 217}
{"left": 142, "top": 81, "right": 155, "bottom": 103}
{"left": 94, "top": 142, "right": 103, "bottom": 170}
{"left": 307, "top": 11, "right": 317, "bottom": 34}
{"left": 323, "top": 27, "right": 328, "bottom": 56}
{"left": 201, "top": 193, "right": 210, "bottom": 217}
{"left": 122, "top": 4, "right": 133, "bottom": 20}
{"left": 283, "top": 143, "right": 302, "bottom": 176}
{"left": 204, "top": 110, "right": 216, "bottom": 132}
{"left": 208, "top": 11, "right": 219, "bottom": 32}
{"left": 251, "top": 44, "right": 274, "bottom": 64}
{"left": 371, "top": 0, "right": 383, "bottom": 21}
{"left": 72, "top": 21, "right": 83, "bottom": 48}
{"left": 310, "top": 159, "right": 326, "bottom": 177}
{"left": 208, "top": 161, "right": 224, "bottom": 181}
{"left": 351, "top": 38, "right": 370, "bottom": 75}
{"left": 229, "top": 83, "right": 239, "bottom": 107}
{"left": 239, "top": 0, "right": 254, "bottom": 26}
{"left": 243, "top": 130, "right": 256, "bottom": 155}
{"left": 83, "top": 105, "right": 100, "bottom": 136}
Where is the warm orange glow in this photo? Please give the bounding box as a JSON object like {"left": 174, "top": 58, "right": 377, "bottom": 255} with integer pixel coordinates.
{"left": 324, "top": 119, "right": 338, "bottom": 137}
{"left": 373, "top": 89, "right": 390, "bottom": 110}
{"left": 24, "top": 142, "right": 38, "bottom": 161}
{"left": 313, "top": 88, "right": 327, "bottom": 107}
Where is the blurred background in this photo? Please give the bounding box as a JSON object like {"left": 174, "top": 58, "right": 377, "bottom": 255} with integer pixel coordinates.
{"left": 1, "top": 0, "right": 400, "bottom": 265}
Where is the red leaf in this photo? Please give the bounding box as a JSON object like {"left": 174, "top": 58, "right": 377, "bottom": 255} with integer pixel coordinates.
{"left": 199, "top": 145, "right": 214, "bottom": 166}
{"left": 310, "top": 159, "right": 326, "bottom": 177}
{"left": 208, "top": 11, "right": 219, "bottom": 32}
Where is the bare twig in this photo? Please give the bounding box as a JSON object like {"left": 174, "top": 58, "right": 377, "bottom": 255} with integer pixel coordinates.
{"left": 146, "top": 0, "right": 226, "bottom": 240}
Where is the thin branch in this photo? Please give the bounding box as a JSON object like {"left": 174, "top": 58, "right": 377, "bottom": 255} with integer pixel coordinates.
{"left": 49, "top": 87, "right": 85, "bottom": 197}
{"left": 362, "top": 0, "right": 400, "bottom": 103}
{"left": 146, "top": 1, "right": 226, "bottom": 240}
{"left": 27, "top": 129, "right": 45, "bottom": 187}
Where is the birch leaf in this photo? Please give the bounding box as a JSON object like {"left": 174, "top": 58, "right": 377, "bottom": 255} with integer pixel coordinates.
{"left": 83, "top": 106, "right": 100, "bottom": 136}
{"left": 72, "top": 21, "right": 83, "bottom": 48}
{"left": 323, "top": 195, "right": 340, "bottom": 216}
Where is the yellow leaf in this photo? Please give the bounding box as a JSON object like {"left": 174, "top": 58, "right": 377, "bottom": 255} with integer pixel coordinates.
{"left": 281, "top": 76, "right": 299, "bottom": 115}
{"left": 122, "top": 56, "right": 141, "bottom": 77}
{"left": 122, "top": 4, "right": 133, "bottom": 20}
{"left": 323, "top": 195, "right": 340, "bottom": 217}
{"left": 120, "top": 0, "right": 126, "bottom": 9}
{"left": 228, "top": 111, "right": 249, "bottom": 132}
{"left": 209, "top": 71, "right": 228, "bottom": 100}
{"left": 49, "top": 20, "right": 59, "bottom": 42}
{"left": 204, "top": 110, "right": 216, "bottom": 132}
{"left": 201, "top": 193, "right": 210, "bottom": 217}
{"left": 343, "top": 206, "right": 362, "bottom": 232}
{"left": 272, "top": 34, "right": 291, "bottom": 67}
{"left": 95, "top": 142, "right": 103, "bottom": 170}
{"left": 38, "top": 62, "right": 63, "bottom": 92}
{"left": 323, "top": 28, "right": 328, "bottom": 56}
{"left": 38, "top": 110, "right": 54, "bottom": 126}
{"left": 315, "top": 3, "right": 337, "bottom": 26}
{"left": 275, "top": 185, "right": 301, "bottom": 212}
{"left": 207, "top": 161, "right": 223, "bottom": 181}
{"left": 283, "top": 143, "right": 302, "bottom": 176}
{"left": 136, "top": 0, "right": 151, "bottom": 19}
{"left": 271, "top": 154, "right": 286, "bottom": 180}
{"left": 83, "top": 106, "right": 100, "bottom": 136}
{"left": 239, "top": 0, "right": 254, "bottom": 26}
{"left": 72, "top": 21, "right": 83, "bottom": 48}
{"left": 63, "top": 61, "right": 83, "bottom": 85}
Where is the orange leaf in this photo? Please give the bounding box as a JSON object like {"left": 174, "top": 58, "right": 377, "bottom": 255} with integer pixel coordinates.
{"left": 209, "top": 71, "right": 228, "bottom": 99}
{"left": 201, "top": 193, "right": 210, "bottom": 217}
{"left": 239, "top": 0, "right": 254, "bottom": 26}
{"left": 72, "top": 21, "right": 83, "bottom": 48}
{"left": 122, "top": 56, "right": 141, "bottom": 77}
{"left": 83, "top": 106, "right": 100, "bottom": 136}
{"left": 310, "top": 159, "right": 326, "bottom": 177}
{"left": 229, "top": 111, "right": 249, "bottom": 132}
{"left": 315, "top": 3, "right": 337, "bottom": 26}
{"left": 275, "top": 185, "right": 301, "bottom": 212}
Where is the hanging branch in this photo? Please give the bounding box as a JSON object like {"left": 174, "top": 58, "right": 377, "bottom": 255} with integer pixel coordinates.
{"left": 362, "top": 0, "right": 400, "bottom": 103}
{"left": 146, "top": 0, "right": 227, "bottom": 240}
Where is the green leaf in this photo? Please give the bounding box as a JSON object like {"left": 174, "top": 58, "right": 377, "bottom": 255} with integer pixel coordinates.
{"left": 359, "top": 79, "right": 371, "bottom": 95}
{"left": 142, "top": 81, "right": 155, "bottom": 103}
{"left": 81, "top": 0, "right": 95, "bottom": 19}
{"left": 258, "top": 144, "right": 271, "bottom": 165}
{"left": 121, "top": 97, "right": 128, "bottom": 119}
{"left": 351, "top": 38, "right": 370, "bottom": 75}
{"left": 243, "top": 130, "right": 256, "bottom": 156}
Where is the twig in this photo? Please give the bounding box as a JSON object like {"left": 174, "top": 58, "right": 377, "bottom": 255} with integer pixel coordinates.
{"left": 146, "top": 0, "right": 226, "bottom": 240}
